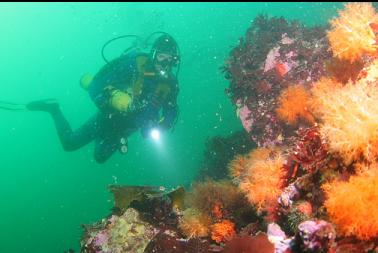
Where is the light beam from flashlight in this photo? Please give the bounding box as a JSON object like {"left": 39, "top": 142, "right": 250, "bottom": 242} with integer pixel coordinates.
{"left": 150, "top": 128, "right": 160, "bottom": 141}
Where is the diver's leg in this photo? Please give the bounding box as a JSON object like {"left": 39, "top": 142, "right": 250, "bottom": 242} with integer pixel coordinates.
{"left": 93, "top": 114, "right": 139, "bottom": 164}
{"left": 93, "top": 134, "right": 120, "bottom": 164}
{"left": 49, "top": 109, "right": 99, "bottom": 151}
{"left": 27, "top": 99, "right": 99, "bottom": 151}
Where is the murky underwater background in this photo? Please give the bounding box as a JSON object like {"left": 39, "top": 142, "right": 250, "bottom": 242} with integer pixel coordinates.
{"left": 0, "top": 3, "right": 344, "bottom": 252}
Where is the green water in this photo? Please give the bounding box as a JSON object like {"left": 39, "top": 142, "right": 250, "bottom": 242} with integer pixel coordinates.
{"left": 0, "top": 2, "right": 344, "bottom": 252}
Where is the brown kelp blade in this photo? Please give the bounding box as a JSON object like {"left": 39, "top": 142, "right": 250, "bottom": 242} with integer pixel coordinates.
{"left": 167, "top": 186, "right": 186, "bottom": 210}
{"left": 108, "top": 185, "right": 186, "bottom": 212}
{"left": 108, "top": 185, "right": 162, "bottom": 212}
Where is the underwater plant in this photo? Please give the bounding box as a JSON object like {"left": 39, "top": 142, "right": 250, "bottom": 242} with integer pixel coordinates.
{"left": 178, "top": 208, "right": 211, "bottom": 239}
{"left": 359, "top": 57, "right": 378, "bottom": 83}
{"left": 325, "top": 57, "right": 365, "bottom": 84}
{"left": 280, "top": 200, "right": 314, "bottom": 235}
{"left": 229, "top": 147, "right": 273, "bottom": 183}
{"left": 311, "top": 75, "right": 378, "bottom": 165}
{"left": 239, "top": 148, "right": 286, "bottom": 214}
{"left": 322, "top": 165, "right": 378, "bottom": 240}
{"left": 295, "top": 200, "right": 313, "bottom": 217}
{"left": 247, "top": 147, "right": 274, "bottom": 162}
{"left": 210, "top": 219, "right": 236, "bottom": 243}
{"left": 228, "top": 154, "right": 248, "bottom": 183}
{"left": 276, "top": 84, "right": 315, "bottom": 126}
{"left": 189, "top": 180, "right": 246, "bottom": 221}
{"left": 290, "top": 126, "right": 329, "bottom": 173}
{"left": 285, "top": 209, "right": 310, "bottom": 236}
{"left": 327, "top": 2, "right": 378, "bottom": 63}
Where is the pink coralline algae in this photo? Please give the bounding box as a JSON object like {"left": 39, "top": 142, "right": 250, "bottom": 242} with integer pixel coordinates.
{"left": 94, "top": 230, "right": 109, "bottom": 248}
{"left": 264, "top": 47, "right": 282, "bottom": 73}
{"left": 297, "top": 220, "right": 336, "bottom": 252}
{"left": 263, "top": 34, "right": 298, "bottom": 76}
{"left": 278, "top": 183, "right": 299, "bottom": 208}
{"left": 81, "top": 208, "right": 158, "bottom": 253}
{"left": 267, "top": 223, "right": 293, "bottom": 253}
{"left": 236, "top": 99, "right": 253, "bottom": 133}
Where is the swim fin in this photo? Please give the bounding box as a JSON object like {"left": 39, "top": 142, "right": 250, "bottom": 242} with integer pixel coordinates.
{"left": 0, "top": 100, "right": 26, "bottom": 111}
{"left": 26, "top": 99, "right": 59, "bottom": 113}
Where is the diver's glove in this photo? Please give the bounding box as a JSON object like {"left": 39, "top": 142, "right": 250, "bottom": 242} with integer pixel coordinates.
{"left": 109, "top": 90, "right": 133, "bottom": 112}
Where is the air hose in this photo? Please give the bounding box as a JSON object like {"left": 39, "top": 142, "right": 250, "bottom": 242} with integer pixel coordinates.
{"left": 101, "top": 31, "right": 181, "bottom": 76}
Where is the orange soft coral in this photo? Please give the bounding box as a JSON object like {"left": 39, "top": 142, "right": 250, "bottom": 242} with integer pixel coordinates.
{"left": 322, "top": 165, "right": 378, "bottom": 240}
{"left": 178, "top": 208, "right": 211, "bottom": 239}
{"left": 212, "top": 202, "right": 223, "bottom": 219}
{"left": 310, "top": 77, "right": 343, "bottom": 115}
{"left": 228, "top": 154, "right": 248, "bottom": 183}
{"left": 327, "top": 2, "right": 378, "bottom": 62}
{"left": 295, "top": 201, "right": 313, "bottom": 217}
{"left": 239, "top": 148, "right": 286, "bottom": 212}
{"left": 247, "top": 147, "right": 273, "bottom": 161}
{"left": 229, "top": 148, "right": 273, "bottom": 183}
{"left": 210, "top": 219, "right": 236, "bottom": 243}
{"left": 310, "top": 74, "right": 378, "bottom": 165}
{"left": 309, "top": 77, "right": 343, "bottom": 120}
{"left": 359, "top": 58, "right": 378, "bottom": 83}
{"left": 276, "top": 84, "right": 315, "bottom": 126}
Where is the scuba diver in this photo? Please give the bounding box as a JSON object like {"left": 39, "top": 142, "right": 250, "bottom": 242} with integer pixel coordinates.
{"left": 25, "top": 33, "right": 180, "bottom": 163}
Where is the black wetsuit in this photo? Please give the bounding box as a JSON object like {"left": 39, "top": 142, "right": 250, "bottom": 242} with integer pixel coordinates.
{"left": 49, "top": 52, "right": 179, "bottom": 163}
